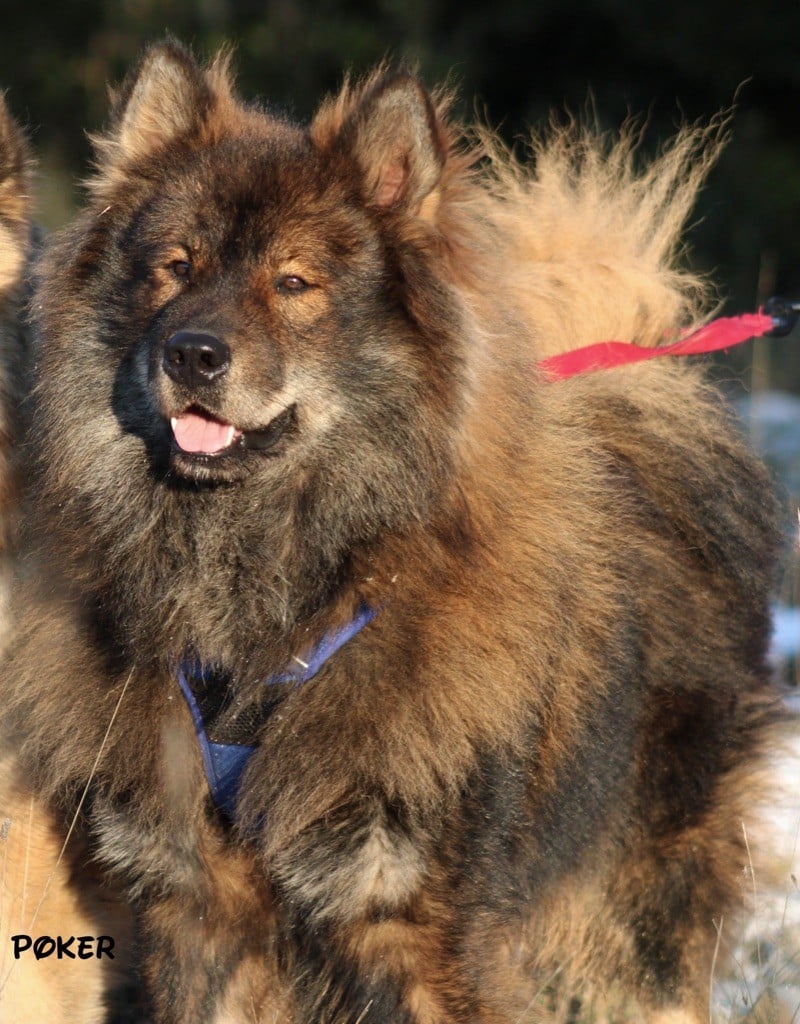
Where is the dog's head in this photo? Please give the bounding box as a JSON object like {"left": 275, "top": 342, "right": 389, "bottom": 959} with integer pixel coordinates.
{"left": 38, "top": 42, "right": 477, "bottom": 497}
{"left": 30, "top": 42, "right": 490, "bottom": 648}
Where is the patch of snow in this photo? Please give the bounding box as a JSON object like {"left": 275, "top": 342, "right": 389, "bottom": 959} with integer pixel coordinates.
{"left": 772, "top": 606, "right": 800, "bottom": 660}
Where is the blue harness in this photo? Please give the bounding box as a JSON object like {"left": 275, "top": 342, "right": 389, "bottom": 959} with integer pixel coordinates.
{"left": 176, "top": 604, "right": 377, "bottom": 821}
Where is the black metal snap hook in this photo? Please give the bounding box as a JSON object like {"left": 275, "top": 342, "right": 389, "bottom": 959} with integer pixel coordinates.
{"left": 763, "top": 297, "right": 800, "bottom": 337}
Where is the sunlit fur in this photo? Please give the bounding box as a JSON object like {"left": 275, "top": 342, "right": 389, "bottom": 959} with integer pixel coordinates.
{"left": 0, "top": 41, "right": 788, "bottom": 1023}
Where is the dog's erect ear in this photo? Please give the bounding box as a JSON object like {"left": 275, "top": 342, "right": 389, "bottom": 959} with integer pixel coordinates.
{"left": 94, "top": 39, "right": 234, "bottom": 178}
{"left": 0, "top": 93, "right": 32, "bottom": 214}
{"left": 314, "top": 72, "right": 446, "bottom": 215}
{"left": 0, "top": 93, "right": 33, "bottom": 291}
{"left": 0, "top": 92, "right": 22, "bottom": 165}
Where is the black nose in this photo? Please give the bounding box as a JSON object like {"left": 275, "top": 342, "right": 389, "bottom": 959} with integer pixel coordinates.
{"left": 163, "top": 331, "right": 231, "bottom": 388}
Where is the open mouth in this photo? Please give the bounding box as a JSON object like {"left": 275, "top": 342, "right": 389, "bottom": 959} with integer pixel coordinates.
{"left": 169, "top": 404, "right": 297, "bottom": 470}
{"left": 171, "top": 410, "right": 242, "bottom": 455}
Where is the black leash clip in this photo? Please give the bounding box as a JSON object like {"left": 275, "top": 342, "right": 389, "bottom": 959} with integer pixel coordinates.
{"left": 763, "top": 297, "right": 800, "bottom": 337}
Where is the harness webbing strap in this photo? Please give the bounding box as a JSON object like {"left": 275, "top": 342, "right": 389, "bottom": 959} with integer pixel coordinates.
{"left": 176, "top": 603, "right": 378, "bottom": 821}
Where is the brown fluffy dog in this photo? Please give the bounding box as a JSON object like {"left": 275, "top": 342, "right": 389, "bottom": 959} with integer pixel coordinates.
{"left": 0, "top": 41, "right": 789, "bottom": 1023}
{"left": 0, "top": 96, "right": 133, "bottom": 1024}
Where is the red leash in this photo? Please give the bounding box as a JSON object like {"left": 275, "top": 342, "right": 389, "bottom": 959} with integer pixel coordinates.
{"left": 537, "top": 298, "right": 798, "bottom": 382}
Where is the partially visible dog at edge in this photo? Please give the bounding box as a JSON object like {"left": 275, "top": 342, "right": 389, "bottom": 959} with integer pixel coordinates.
{"left": 0, "top": 41, "right": 792, "bottom": 1024}
{"left": 0, "top": 95, "right": 33, "bottom": 594}
{"left": 0, "top": 96, "right": 135, "bottom": 1024}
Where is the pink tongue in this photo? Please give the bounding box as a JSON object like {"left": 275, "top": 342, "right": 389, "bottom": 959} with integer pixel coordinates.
{"left": 171, "top": 412, "right": 240, "bottom": 454}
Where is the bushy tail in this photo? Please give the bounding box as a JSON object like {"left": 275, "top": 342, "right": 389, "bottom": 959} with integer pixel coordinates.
{"left": 472, "top": 117, "right": 726, "bottom": 357}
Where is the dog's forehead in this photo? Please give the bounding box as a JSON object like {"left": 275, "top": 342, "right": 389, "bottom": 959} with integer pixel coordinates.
{"left": 127, "top": 128, "right": 369, "bottom": 268}
{"left": 143, "top": 130, "right": 367, "bottom": 260}
{"left": 221, "top": 113, "right": 323, "bottom": 176}
{"left": 184, "top": 126, "right": 348, "bottom": 224}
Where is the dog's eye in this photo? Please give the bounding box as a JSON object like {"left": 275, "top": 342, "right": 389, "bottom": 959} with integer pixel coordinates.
{"left": 170, "top": 259, "right": 192, "bottom": 281}
{"left": 276, "top": 274, "right": 309, "bottom": 294}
